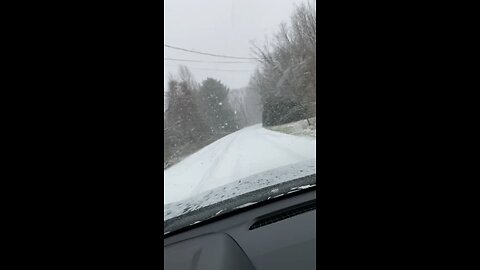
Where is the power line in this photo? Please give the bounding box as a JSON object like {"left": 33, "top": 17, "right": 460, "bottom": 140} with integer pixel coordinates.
{"left": 164, "top": 57, "right": 256, "bottom": 64}
{"left": 170, "top": 67, "right": 252, "bottom": 73}
{"left": 164, "top": 44, "right": 260, "bottom": 60}
{"left": 164, "top": 64, "right": 252, "bottom": 73}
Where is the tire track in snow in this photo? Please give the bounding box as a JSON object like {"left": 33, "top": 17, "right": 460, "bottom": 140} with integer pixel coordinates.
{"left": 165, "top": 124, "right": 316, "bottom": 204}
{"left": 190, "top": 131, "right": 240, "bottom": 196}
{"left": 198, "top": 127, "right": 250, "bottom": 193}
{"left": 192, "top": 126, "right": 312, "bottom": 195}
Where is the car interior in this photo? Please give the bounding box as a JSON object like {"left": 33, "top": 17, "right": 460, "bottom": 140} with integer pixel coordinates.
{"left": 164, "top": 187, "right": 316, "bottom": 270}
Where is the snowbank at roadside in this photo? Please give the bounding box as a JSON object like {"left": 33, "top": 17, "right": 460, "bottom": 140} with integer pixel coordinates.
{"left": 267, "top": 117, "right": 316, "bottom": 138}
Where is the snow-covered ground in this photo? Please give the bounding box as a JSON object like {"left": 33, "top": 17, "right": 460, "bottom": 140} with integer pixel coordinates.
{"left": 267, "top": 117, "right": 316, "bottom": 138}
{"left": 164, "top": 124, "right": 316, "bottom": 204}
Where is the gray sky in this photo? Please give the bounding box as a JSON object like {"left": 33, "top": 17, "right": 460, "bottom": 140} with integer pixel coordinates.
{"left": 164, "top": 0, "right": 305, "bottom": 90}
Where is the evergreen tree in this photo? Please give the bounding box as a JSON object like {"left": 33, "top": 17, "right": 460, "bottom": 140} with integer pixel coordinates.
{"left": 198, "top": 78, "right": 237, "bottom": 134}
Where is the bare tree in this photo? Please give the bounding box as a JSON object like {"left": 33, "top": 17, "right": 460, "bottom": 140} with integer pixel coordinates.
{"left": 250, "top": 1, "right": 316, "bottom": 126}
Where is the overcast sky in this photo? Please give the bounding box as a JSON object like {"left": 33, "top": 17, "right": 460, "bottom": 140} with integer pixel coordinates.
{"left": 164, "top": 0, "right": 305, "bottom": 90}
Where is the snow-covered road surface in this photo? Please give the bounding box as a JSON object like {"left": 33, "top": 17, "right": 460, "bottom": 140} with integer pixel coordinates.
{"left": 164, "top": 124, "right": 316, "bottom": 204}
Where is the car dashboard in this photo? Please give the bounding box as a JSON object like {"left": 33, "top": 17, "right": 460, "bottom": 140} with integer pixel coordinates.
{"left": 164, "top": 188, "right": 316, "bottom": 270}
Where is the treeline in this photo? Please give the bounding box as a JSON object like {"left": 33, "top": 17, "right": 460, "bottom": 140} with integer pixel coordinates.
{"left": 249, "top": 1, "right": 316, "bottom": 126}
{"left": 164, "top": 66, "right": 238, "bottom": 168}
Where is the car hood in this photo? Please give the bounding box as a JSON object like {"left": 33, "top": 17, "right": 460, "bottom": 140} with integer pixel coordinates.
{"left": 164, "top": 159, "right": 316, "bottom": 235}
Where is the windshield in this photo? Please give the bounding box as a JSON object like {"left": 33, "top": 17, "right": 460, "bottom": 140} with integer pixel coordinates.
{"left": 164, "top": 0, "right": 316, "bottom": 233}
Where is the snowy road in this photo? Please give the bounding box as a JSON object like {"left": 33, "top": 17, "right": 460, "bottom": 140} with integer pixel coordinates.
{"left": 164, "top": 124, "right": 316, "bottom": 204}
